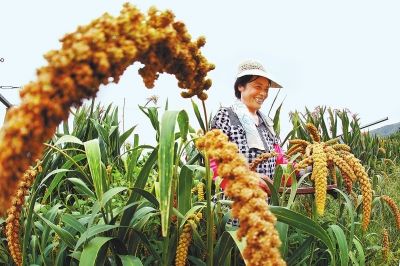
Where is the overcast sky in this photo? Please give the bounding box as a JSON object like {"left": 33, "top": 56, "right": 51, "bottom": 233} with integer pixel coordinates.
{"left": 1, "top": 1, "right": 399, "bottom": 145}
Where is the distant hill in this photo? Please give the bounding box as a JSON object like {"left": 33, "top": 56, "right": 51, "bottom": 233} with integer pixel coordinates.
{"left": 369, "top": 122, "right": 400, "bottom": 137}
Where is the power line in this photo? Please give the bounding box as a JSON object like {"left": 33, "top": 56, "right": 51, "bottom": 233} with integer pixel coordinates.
{"left": 0, "top": 85, "right": 21, "bottom": 89}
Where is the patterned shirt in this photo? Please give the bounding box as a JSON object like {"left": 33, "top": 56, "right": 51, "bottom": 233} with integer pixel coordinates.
{"left": 211, "top": 107, "right": 279, "bottom": 178}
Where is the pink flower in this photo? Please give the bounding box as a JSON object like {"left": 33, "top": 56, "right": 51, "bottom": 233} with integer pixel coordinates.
{"left": 274, "top": 144, "right": 288, "bottom": 165}
{"left": 210, "top": 159, "right": 228, "bottom": 190}
{"left": 210, "top": 159, "right": 218, "bottom": 180}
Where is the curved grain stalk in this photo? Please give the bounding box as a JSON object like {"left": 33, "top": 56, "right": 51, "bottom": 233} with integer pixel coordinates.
{"left": 196, "top": 130, "right": 285, "bottom": 265}
{"left": 291, "top": 123, "right": 372, "bottom": 230}
{"left": 0, "top": 3, "right": 214, "bottom": 214}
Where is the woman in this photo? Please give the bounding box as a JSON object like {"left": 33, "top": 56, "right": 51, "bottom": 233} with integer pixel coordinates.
{"left": 211, "top": 59, "right": 284, "bottom": 192}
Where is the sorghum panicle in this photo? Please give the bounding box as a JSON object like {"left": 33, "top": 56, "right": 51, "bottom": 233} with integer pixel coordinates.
{"left": 381, "top": 195, "right": 400, "bottom": 230}
{"left": 196, "top": 129, "right": 285, "bottom": 266}
{"left": 382, "top": 229, "right": 389, "bottom": 260}
{"left": 306, "top": 123, "right": 321, "bottom": 142}
{"left": 249, "top": 151, "right": 277, "bottom": 172}
{"left": 286, "top": 145, "right": 305, "bottom": 157}
{"left": 197, "top": 182, "right": 205, "bottom": 202}
{"left": 341, "top": 152, "right": 372, "bottom": 231}
{"left": 175, "top": 212, "right": 202, "bottom": 266}
{"left": 6, "top": 165, "right": 39, "bottom": 266}
{"left": 0, "top": 3, "right": 214, "bottom": 214}
{"left": 310, "top": 143, "right": 328, "bottom": 215}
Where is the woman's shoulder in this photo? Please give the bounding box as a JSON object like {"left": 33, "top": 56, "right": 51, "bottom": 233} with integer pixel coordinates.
{"left": 213, "top": 106, "right": 231, "bottom": 117}
{"left": 211, "top": 107, "right": 232, "bottom": 129}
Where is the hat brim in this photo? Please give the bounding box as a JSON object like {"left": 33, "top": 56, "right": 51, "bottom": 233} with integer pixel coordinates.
{"left": 237, "top": 69, "right": 283, "bottom": 88}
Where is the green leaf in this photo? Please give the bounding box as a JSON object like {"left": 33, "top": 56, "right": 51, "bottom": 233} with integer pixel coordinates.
{"left": 139, "top": 106, "right": 160, "bottom": 137}
{"left": 227, "top": 231, "right": 246, "bottom": 262}
{"left": 100, "top": 187, "right": 128, "bottom": 208}
{"left": 131, "top": 188, "right": 159, "bottom": 208}
{"left": 177, "top": 110, "right": 189, "bottom": 142}
{"left": 119, "top": 148, "right": 158, "bottom": 240}
{"left": 178, "top": 165, "right": 194, "bottom": 223}
{"left": 36, "top": 214, "right": 76, "bottom": 248}
{"left": 118, "top": 255, "right": 143, "bottom": 266}
{"left": 272, "top": 102, "right": 283, "bottom": 137}
{"left": 333, "top": 188, "right": 355, "bottom": 250}
{"left": 63, "top": 120, "right": 69, "bottom": 135}
{"left": 352, "top": 238, "right": 365, "bottom": 266}
{"left": 75, "top": 224, "right": 118, "bottom": 251}
{"left": 188, "top": 256, "right": 207, "bottom": 266}
{"left": 276, "top": 222, "right": 288, "bottom": 256}
{"left": 328, "top": 224, "right": 349, "bottom": 266}
{"left": 269, "top": 206, "right": 335, "bottom": 265}
{"left": 126, "top": 134, "right": 141, "bottom": 184}
{"left": 119, "top": 126, "right": 137, "bottom": 148}
{"left": 213, "top": 231, "right": 237, "bottom": 265}
{"left": 191, "top": 99, "right": 205, "bottom": 132}
{"left": 159, "top": 111, "right": 180, "bottom": 237}
{"left": 84, "top": 139, "right": 106, "bottom": 201}
{"left": 90, "top": 119, "right": 109, "bottom": 143}
{"left": 286, "top": 236, "right": 313, "bottom": 265}
{"left": 67, "top": 178, "right": 96, "bottom": 199}
{"left": 62, "top": 214, "right": 86, "bottom": 235}
{"left": 41, "top": 153, "right": 87, "bottom": 202}
{"left": 79, "top": 237, "right": 113, "bottom": 266}
{"left": 54, "top": 135, "right": 84, "bottom": 146}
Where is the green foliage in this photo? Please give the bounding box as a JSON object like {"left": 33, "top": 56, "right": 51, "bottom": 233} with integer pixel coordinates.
{"left": 1, "top": 102, "right": 399, "bottom": 266}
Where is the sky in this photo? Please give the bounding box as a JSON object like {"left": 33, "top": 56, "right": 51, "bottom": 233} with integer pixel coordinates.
{"left": 1, "top": 1, "right": 399, "bottom": 146}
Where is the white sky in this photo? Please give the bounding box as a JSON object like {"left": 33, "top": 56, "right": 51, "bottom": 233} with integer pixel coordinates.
{"left": 1, "top": 1, "right": 399, "bottom": 145}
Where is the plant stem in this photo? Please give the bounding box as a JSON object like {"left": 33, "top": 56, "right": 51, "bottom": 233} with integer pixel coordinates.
{"left": 308, "top": 241, "right": 316, "bottom": 266}
{"left": 22, "top": 185, "right": 42, "bottom": 266}
{"left": 84, "top": 97, "right": 95, "bottom": 140}
{"left": 205, "top": 154, "right": 214, "bottom": 266}
{"left": 201, "top": 100, "right": 209, "bottom": 132}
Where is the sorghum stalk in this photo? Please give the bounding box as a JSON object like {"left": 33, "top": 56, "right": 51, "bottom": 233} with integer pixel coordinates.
{"left": 204, "top": 155, "right": 214, "bottom": 266}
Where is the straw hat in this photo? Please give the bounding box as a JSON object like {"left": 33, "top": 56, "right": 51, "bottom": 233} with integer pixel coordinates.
{"left": 236, "top": 59, "right": 283, "bottom": 88}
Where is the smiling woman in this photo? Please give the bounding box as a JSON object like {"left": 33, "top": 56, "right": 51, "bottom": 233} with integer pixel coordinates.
{"left": 211, "top": 59, "right": 283, "bottom": 191}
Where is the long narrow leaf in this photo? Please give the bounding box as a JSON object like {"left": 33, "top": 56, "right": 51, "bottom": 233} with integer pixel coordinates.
{"left": 191, "top": 99, "right": 205, "bottom": 132}
{"left": 119, "top": 148, "right": 158, "bottom": 240}
{"left": 177, "top": 165, "right": 194, "bottom": 223}
{"left": 36, "top": 214, "right": 76, "bottom": 249}
{"left": 269, "top": 206, "right": 336, "bottom": 265}
{"left": 55, "top": 135, "right": 84, "bottom": 146}
{"left": 353, "top": 238, "right": 365, "bottom": 266}
{"left": 67, "top": 178, "right": 96, "bottom": 199}
{"left": 84, "top": 139, "right": 106, "bottom": 201}
{"left": 118, "top": 255, "right": 143, "bottom": 266}
{"left": 328, "top": 224, "right": 349, "bottom": 266}
{"left": 100, "top": 187, "right": 128, "bottom": 208}
{"left": 79, "top": 237, "right": 113, "bottom": 266}
{"left": 75, "top": 224, "right": 118, "bottom": 251}
{"left": 159, "top": 111, "right": 180, "bottom": 237}
{"left": 177, "top": 110, "right": 189, "bottom": 142}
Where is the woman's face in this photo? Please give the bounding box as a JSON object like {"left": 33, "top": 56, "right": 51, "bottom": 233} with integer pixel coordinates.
{"left": 238, "top": 76, "right": 270, "bottom": 113}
